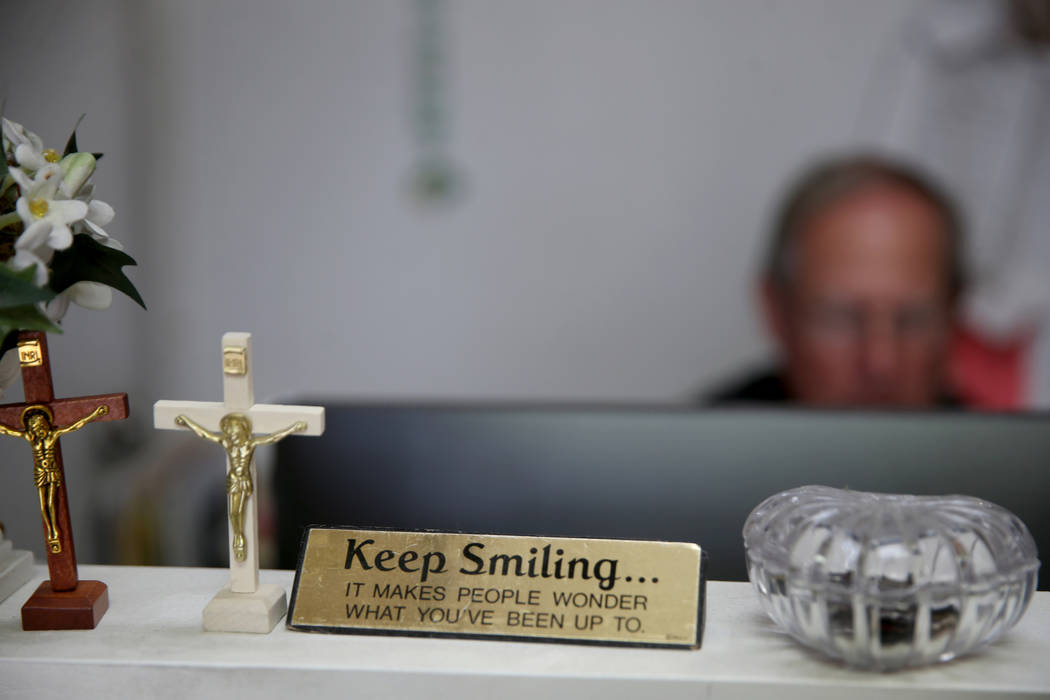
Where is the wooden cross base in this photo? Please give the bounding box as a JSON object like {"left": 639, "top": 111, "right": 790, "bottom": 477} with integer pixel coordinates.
{"left": 21, "top": 580, "right": 109, "bottom": 630}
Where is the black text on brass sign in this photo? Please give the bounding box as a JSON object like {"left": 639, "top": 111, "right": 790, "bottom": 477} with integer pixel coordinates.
{"left": 287, "top": 527, "right": 704, "bottom": 648}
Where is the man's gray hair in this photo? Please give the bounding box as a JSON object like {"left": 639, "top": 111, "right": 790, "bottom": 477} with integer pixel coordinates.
{"left": 764, "top": 154, "right": 966, "bottom": 299}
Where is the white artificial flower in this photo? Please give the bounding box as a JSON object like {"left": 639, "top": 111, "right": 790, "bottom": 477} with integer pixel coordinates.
{"left": 1, "top": 117, "right": 57, "bottom": 171}
{"left": 59, "top": 152, "right": 95, "bottom": 197}
{"left": 81, "top": 199, "right": 122, "bottom": 249}
{"left": 0, "top": 116, "right": 134, "bottom": 336}
{"left": 60, "top": 179, "right": 124, "bottom": 250}
{"left": 72, "top": 184, "right": 123, "bottom": 250}
{"left": 12, "top": 164, "right": 87, "bottom": 253}
{"left": 10, "top": 242, "right": 51, "bottom": 286}
{"left": 2, "top": 117, "right": 41, "bottom": 160}
{"left": 45, "top": 281, "right": 114, "bottom": 323}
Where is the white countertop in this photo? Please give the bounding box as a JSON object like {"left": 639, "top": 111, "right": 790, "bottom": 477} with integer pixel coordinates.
{"left": 1, "top": 565, "right": 1047, "bottom": 699}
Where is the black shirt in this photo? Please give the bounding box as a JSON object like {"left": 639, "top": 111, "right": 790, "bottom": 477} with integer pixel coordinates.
{"left": 704, "top": 366, "right": 963, "bottom": 407}
{"left": 705, "top": 368, "right": 793, "bottom": 404}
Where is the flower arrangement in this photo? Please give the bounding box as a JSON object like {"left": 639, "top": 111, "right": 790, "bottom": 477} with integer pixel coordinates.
{"left": 0, "top": 114, "right": 144, "bottom": 391}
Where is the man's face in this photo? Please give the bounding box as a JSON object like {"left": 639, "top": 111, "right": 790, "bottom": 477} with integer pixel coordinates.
{"left": 764, "top": 184, "right": 955, "bottom": 407}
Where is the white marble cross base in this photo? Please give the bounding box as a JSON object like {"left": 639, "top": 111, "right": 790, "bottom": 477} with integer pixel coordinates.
{"left": 202, "top": 583, "right": 287, "bottom": 633}
{"left": 0, "top": 539, "right": 34, "bottom": 603}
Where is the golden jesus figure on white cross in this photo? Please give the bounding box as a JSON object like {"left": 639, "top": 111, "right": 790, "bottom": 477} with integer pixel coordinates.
{"left": 173, "top": 412, "right": 305, "bottom": 562}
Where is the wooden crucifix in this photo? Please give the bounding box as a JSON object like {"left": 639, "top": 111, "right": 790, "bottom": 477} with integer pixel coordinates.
{"left": 0, "top": 331, "right": 129, "bottom": 630}
{"left": 154, "top": 332, "right": 324, "bottom": 633}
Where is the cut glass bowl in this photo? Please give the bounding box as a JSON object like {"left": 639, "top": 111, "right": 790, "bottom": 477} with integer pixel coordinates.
{"left": 743, "top": 485, "right": 1040, "bottom": 670}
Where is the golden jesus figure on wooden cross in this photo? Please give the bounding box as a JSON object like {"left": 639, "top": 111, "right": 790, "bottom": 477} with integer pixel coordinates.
{"left": 0, "top": 404, "right": 109, "bottom": 554}
{"left": 175, "top": 412, "right": 305, "bottom": 561}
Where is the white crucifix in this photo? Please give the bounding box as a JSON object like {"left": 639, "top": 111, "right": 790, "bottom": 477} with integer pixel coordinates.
{"left": 154, "top": 332, "right": 324, "bottom": 633}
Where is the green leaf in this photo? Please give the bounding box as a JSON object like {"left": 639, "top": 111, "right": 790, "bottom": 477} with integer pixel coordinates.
{"left": 63, "top": 114, "right": 87, "bottom": 157}
{"left": 0, "top": 305, "right": 63, "bottom": 345}
{"left": 49, "top": 234, "right": 147, "bottom": 309}
{"left": 0, "top": 329, "right": 18, "bottom": 357}
{"left": 0, "top": 265, "right": 56, "bottom": 308}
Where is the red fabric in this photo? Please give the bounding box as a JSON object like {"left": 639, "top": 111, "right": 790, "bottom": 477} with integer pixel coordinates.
{"left": 948, "top": 324, "right": 1030, "bottom": 410}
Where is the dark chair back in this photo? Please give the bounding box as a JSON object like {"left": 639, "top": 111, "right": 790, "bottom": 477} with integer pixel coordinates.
{"left": 274, "top": 405, "right": 1049, "bottom": 587}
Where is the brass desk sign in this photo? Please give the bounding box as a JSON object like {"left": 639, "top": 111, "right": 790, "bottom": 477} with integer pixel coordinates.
{"left": 288, "top": 527, "right": 705, "bottom": 648}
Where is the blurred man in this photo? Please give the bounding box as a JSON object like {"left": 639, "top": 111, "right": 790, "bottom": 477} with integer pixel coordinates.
{"left": 710, "top": 156, "right": 966, "bottom": 407}
{"left": 856, "top": 0, "right": 1050, "bottom": 408}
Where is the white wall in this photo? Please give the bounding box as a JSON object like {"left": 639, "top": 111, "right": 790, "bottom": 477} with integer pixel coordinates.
{"left": 0, "top": 0, "right": 915, "bottom": 562}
